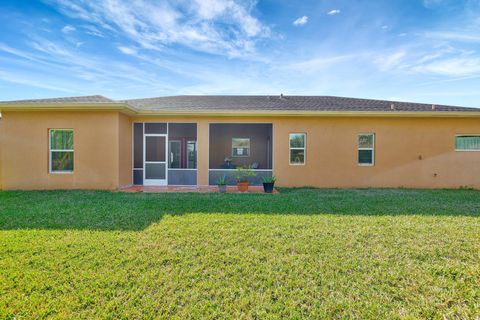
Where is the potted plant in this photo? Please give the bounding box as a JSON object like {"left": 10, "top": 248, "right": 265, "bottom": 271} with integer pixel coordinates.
{"left": 234, "top": 166, "right": 257, "bottom": 192}
{"left": 217, "top": 175, "right": 227, "bottom": 193}
{"left": 262, "top": 175, "right": 277, "bottom": 193}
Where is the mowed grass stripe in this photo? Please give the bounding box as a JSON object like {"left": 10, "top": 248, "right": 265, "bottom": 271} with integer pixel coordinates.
{"left": 1, "top": 189, "right": 479, "bottom": 319}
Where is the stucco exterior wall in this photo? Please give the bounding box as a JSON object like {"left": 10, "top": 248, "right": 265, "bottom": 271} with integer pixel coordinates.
{"left": 1, "top": 111, "right": 123, "bottom": 190}
{"left": 1, "top": 112, "right": 479, "bottom": 189}
{"left": 118, "top": 113, "right": 132, "bottom": 187}
{"left": 271, "top": 116, "right": 480, "bottom": 188}
{"left": 134, "top": 115, "right": 480, "bottom": 189}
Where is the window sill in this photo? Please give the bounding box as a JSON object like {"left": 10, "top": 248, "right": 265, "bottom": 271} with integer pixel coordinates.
{"left": 455, "top": 149, "right": 480, "bottom": 152}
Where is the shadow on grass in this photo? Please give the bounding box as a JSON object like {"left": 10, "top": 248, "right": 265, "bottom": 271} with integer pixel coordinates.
{"left": 0, "top": 188, "right": 479, "bottom": 231}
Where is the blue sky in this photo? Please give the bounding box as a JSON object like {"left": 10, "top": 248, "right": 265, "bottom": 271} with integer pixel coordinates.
{"left": 0, "top": 0, "right": 480, "bottom": 107}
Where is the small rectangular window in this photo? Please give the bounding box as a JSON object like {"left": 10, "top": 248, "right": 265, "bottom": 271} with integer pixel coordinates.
{"left": 50, "top": 129, "right": 74, "bottom": 173}
{"left": 232, "top": 138, "right": 250, "bottom": 157}
{"left": 187, "top": 140, "right": 197, "bottom": 169}
{"left": 289, "top": 133, "right": 306, "bottom": 165}
{"left": 358, "top": 133, "right": 374, "bottom": 166}
{"left": 455, "top": 135, "right": 480, "bottom": 151}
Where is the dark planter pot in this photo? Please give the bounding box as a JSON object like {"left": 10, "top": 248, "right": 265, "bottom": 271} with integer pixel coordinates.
{"left": 218, "top": 185, "right": 227, "bottom": 193}
{"left": 263, "top": 182, "right": 275, "bottom": 193}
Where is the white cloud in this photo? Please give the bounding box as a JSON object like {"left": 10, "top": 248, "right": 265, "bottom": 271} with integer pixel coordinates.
{"left": 293, "top": 16, "right": 308, "bottom": 26}
{"left": 286, "top": 54, "right": 361, "bottom": 73}
{"left": 47, "top": 0, "right": 270, "bottom": 58}
{"left": 61, "top": 25, "right": 76, "bottom": 33}
{"left": 83, "top": 25, "right": 105, "bottom": 37}
{"left": 118, "top": 46, "right": 137, "bottom": 55}
{"left": 327, "top": 10, "right": 340, "bottom": 15}
{"left": 424, "top": 31, "right": 480, "bottom": 43}
{"left": 413, "top": 56, "right": 480, "bottom": 76}
{"left": 375, "top": 51, "right": 406, "bottom": 71}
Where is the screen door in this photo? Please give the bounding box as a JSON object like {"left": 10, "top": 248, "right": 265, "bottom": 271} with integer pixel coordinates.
{"left": 144, "top": 134, "right": 167, "bottom": 185}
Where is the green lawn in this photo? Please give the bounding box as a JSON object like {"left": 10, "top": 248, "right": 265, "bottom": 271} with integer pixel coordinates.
{"left": 1, "top": 189, "right": 480, "bottom": 319}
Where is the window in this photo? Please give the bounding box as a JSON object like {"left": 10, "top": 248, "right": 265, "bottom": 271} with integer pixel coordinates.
{"left": 49, "top": 129, "right": 74, "bottom": 173}
{"left": 455, "top": 135, "right": 480, "bottom": 151}
{"left": 169, "top": 140, "right": 182, "bottom": 168}
{"left": 358, "top": 133, "right": 374, "bottom": 166}
{"left": 232, "top": 138, "right": 250, "bottom": 157}
{"left": 289, "top": 133, "right": 306, "bottom": 165}
{"left": 187, "top": 140, "right": 197, "bottom": 168}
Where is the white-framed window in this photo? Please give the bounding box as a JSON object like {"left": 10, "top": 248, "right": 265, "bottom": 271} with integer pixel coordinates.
{"left": 455, "top": 135, "right": 480, "bottom": 151}
{"left": 289, "top": 133, "right": 306, "bottom": 165}
{"left": 232, "top": 138, "right": 250, "bottom": 157}
{"left": 49, "top": 129, "right": 74, "bottom": 173}
{"left": 358, "top": 133, "right": 374, "bottom": 166}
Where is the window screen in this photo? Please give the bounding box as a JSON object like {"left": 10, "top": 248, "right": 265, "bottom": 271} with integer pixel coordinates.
{"left": 50, "top": 129, "right": 74, "bottom": 172}
{"left": 358, "top": 133, "right": 374, "bottom": 165}
{"left": 133, "top": 123, "right": 143, "bottom": 169}
{"left": 289, "top": 133, "right": 306, "bottom": 165}
{"left": 145, "top": 123, "right": 167, "bottom": 134}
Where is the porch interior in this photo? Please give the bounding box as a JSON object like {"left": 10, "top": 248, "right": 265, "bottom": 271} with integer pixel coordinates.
{"left": 133, "top": 122, "right": 197, "bottom": 186}
{"left": 209, "top": 123, "right": 273, "bottom": 185}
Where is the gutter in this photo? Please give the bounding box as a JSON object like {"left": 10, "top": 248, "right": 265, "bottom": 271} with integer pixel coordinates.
{"left": 0, "top": 102, "right": 139, "bottom": 116}
{"left": 1, "top": 103, "right": 480, "bottom": 118}
{"left": 134, "top": 109, "right": 480, "bottom": 118}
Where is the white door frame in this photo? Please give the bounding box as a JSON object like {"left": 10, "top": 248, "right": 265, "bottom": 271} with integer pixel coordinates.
{"left": 144, "top": 133, "right": 168, "bottom": 186}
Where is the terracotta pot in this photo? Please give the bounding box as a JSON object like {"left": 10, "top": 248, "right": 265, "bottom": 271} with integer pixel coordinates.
{"left": 237, "top": 181, "right": 250, "bottom": 192}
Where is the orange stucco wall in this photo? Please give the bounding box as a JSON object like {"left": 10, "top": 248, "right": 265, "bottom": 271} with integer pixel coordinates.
{"left": 1, "top": 112, "right": 480, "bottom": 190}
{"left": 134, "top": 116, "right": 480, "bottom": 189}
{"left": 271, "top": 116, "right": 480, "bottom": 188}
{"left": 1, "top": 111, "right": 125, "bottom": 190}
{"left": 118, "top": 113, "right": 132, "bottom": 187}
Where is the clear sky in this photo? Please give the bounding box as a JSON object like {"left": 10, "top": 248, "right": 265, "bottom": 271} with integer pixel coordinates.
{"left": 0, "top": 0, "right": 479, "bottom": 107}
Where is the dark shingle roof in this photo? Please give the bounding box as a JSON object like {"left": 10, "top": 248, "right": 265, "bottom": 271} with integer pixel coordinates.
{"left": 0, "top": 95, "right": 114, "bottom": 104}
{"left": 124, "top": 95, "right": 480, "bottom": 112}
{"left": 1, "top": 94, "right": 479, "bottom": 113}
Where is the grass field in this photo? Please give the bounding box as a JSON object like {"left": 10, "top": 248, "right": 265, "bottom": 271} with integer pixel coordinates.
{"left": 1, "top": 188, "right": 480, "bottom": 319}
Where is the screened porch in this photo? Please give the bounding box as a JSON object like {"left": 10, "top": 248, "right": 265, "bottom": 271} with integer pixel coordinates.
{"left": 133, "top": 122, "right": 197, "bottom": 186}
{"left": 208, "top": 123, "right": 273, "bottom": 185}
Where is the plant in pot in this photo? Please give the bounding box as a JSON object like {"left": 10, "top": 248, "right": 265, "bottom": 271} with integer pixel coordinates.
{"left": 262, "top": 175, "right": 277, "bottom": 193}
{"left": 234, "top": 166, "right": 257, "bottom": 192}
{"left": 217, "top": 175, "right": 227, "bottom": 193}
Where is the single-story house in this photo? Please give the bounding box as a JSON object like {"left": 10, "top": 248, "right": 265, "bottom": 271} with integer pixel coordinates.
{"left": 0, "top": 94, "right": 479, "bottom": 190}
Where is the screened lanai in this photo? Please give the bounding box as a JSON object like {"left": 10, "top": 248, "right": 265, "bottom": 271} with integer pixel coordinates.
{"left": 209, "top": 123, "right": 273, "bottom": 185}
{"left": 133, "top": 122, "right": 197, "bottom": 186}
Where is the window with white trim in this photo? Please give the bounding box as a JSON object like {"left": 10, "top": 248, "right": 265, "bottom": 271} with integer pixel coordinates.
{"left": 289, "top": 133, "right": 306, "bottom": 165}
{"left": 232, "top": 138, "right": 250, "bottom": 157}
{"left": 358, "top": 133, "right": 374, "bottom": 166}
{"left": 50, "top": 129, "right": 74, "bottom": 173}
{"left": 455, "top": 135, "right": 480, "bottom": 151}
